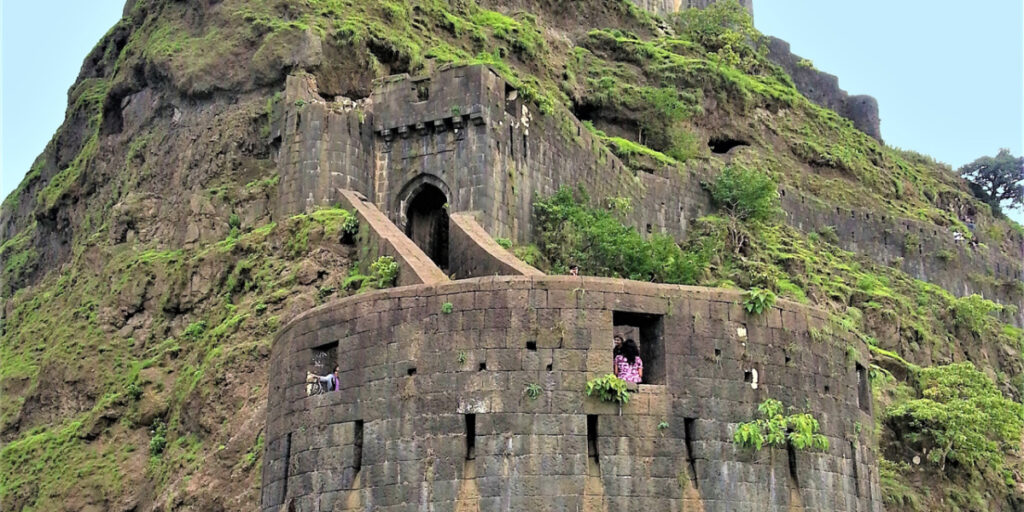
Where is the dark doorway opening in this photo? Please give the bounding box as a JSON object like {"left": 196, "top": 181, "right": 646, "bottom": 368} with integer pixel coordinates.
{"left": 612, "top": 311, "right": 665, "bottom": 384}
{"left": 405, "top": 184, "right": 449, "bottom": 270}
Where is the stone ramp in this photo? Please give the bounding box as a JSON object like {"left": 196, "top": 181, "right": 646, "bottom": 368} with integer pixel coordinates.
{"left": 336, "top": 189, "right": 448, "bottom": 286}
{"left": 449, "top": 211, "right": 544, "bottom": 279}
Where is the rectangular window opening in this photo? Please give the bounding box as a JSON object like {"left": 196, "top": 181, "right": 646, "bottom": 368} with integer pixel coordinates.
{"left": 684, "top": 418, "right": 698, "bottom": 489}
{"left": 465, "top": 414, "right": 476, "bottom": 460}
{"left": 280, "top": 432, "right": 292, "bottom": 505}
{"left": 353, "top": 420, "right": 364, "bottom": 473}
{"left": 526, "top": 341, "right": 537, "bottom": 351}
{"left": 587, "top": 415, "right": 599, "bottom": 463}
{"left": 787, "top": 441, "right": 798, "bottom": 485}
{"left": 478, "top": 362, "right": 487, "bottom": 371}
{"left": 407, "top": 367, "right": 417, "bottom": 376}
{"left": 850, "top": 441, "right": 861, "bottom": 497}
{"left": 312, "top": 341, "right": 339, "bottom": 377}
{"left": 856, "top": 363, "right": 870, "bottom": 412}
{"left": 612, "top": 311, "right": 666, "bottom": 385}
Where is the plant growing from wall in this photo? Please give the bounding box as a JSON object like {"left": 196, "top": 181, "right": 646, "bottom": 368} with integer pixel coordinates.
{"left": 441, "top": 302, "right": 454, "bottom": 314}
{"left": 494, "top": 237, "right": 513, "bottom": 249}
{"left": 339, "top": 210, "right": 359, "bottom": 239}
{"left": 708, "top": 164, "right": 781, "bottom": 223}
{"left": 525, "top": 383, "right": 542, "bottom": 400}
{"left": 733, "top": 398, "right": 828, "bottom": 452}
{"left": 370, "top": 256, "right": 399, "bottom": 288}
{"left": 886, "top": 362, "right": 1024, "bottom": 474}
{"left": 457, "top": 351, "right": 467, "bottom": 364}
{"left": 585, "top": 374, "right": 630, "bottom": 405}
{"left": 951, "top": 294, "right": 1002, "bottom": 335}
{"left": 532, "top": 186, "right": 709, "bottom": 284}
{"left": 742, "top": 287, "right": 776, "bottom": 315}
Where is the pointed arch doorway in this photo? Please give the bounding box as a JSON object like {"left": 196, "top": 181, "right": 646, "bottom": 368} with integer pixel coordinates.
{"left": 404, "top": 183, "right": 449, "bottom": 270}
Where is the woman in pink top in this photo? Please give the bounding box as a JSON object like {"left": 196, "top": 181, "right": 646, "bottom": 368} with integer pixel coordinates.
{"left": 614, "top": 339, "right": 643, "bottom": 384}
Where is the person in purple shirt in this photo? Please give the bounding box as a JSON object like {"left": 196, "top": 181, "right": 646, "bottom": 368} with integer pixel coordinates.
{"left": 614, "top": 339, "right": 643, "bottom": 384}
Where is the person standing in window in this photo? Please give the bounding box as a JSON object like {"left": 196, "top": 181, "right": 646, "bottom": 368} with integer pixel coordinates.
{"left": 614, "top": 339, "right": 643, "bottom": 384}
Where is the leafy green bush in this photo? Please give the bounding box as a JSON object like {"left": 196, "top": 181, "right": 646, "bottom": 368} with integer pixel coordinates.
{"left": 533, "top": 187, "right": 708, "bottom": 283}
{"left": 228, "top": 213, "right": 241, "bottom": 230}
{"left": 670, "top": 0, "right": 766, "bottom": 70}
{"left": 149, "top": 421, "right": 168, "bottom": 456}
{"left": 951, "top": 294, "right": 1002, "bottom": 334}
{"left": 886, "top": 362, "right": 1024, "bottom": 472}
{"left": 369, "top": 256, "right": 399, "bottom": 288}
{"left": 494, "top": 237, "right": 513, "bottom": 249}
{"left": 182, "top": 320, "right": 207, "bottom": 341}
{"left": 585, "top": 374, "right": 630, "bottom": 404}
{"left": 733, "top": 398, "right": 828, "bottom": 451}
{"left": 441, "top": 302, "right": 454, "bottom": 314}
{"left": 339, "top": 210, "right": 359, "bottom": 238}
{"left": 708, "top": 165, "right": 780, "bottom": 222}
{"left": 525, "top": 383, "right": 542, "bottom": 400}
{"left": 742, "top": 287, "right": 776, "bottom": 314}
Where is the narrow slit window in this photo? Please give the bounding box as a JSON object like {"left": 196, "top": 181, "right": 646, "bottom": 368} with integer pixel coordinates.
{"left": 353, "top": 420, "right": 364, "bottom": 473}
{"left": 787, "top": 441, "right": 798, "bottom": 484}
{"left": 856, "top": 363, "right": 870, "bottom": 412}
{"left": 281, "top": 432, "right": 293, "bottom": 505}
{"left": 587, "top": 415, "right": 599, "bottom": 463}
{"left": 465, "top": 414, "right": 476, "bottom": 460}
{"left": 684, "top": 418, "right": 698, "bottom": 489}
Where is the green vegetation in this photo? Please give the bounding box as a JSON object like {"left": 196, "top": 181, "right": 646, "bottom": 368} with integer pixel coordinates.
{"left": 708, "top": 165, "right": 781, "bottom": 223}
{"left": 742, "top": 287, "right": 776, "bottom": 315}
{"left": 951, "top": 294, "right": 1002, "bottom": 335}
{"left": 886, "top": 363, "right": 1023, "bottom": 474}
{"left": 524, "top": 382, "right": 543, "bottom": 400}
{"left": 494, "top": 237, "right": 513, "bottom": 249}
{"left": 585, "top": 374, "right": 630, "bottom": 405}
{"left": 733, "top": 398, "right": 828, "bottom": 452}
{"left": 369, "top": 256, "right": 399, "bottom": 288}
{"left": 441, "top": 302, "right": 454, "bottom": 314}
{"left": 532, "top": 187, "right": 708, "bottom": 283}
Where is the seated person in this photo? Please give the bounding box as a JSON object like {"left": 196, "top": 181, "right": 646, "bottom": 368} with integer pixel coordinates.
{"left": 614, "top": 339, "right": 643, "bottom": 384}
{"left": 312, "top": 365, "right": 340, "bottom": 391}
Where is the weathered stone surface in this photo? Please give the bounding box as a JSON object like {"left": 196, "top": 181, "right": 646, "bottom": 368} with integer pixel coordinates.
{"left": 274, "top": 64, "right": 1023, "bottom": 323}
{"left": 262, "top": 276, "right": 881, "bottom": 511}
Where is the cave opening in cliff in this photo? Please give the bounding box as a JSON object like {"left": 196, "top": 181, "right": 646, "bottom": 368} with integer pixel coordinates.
{"left": 405, "top": 184, "right": 449, "bottom": 270}
{"left": 708, "top": 136, "right": 748, "bottom": 154}
{"left": 612, "top": 311, "right": 665, "bottom": 384}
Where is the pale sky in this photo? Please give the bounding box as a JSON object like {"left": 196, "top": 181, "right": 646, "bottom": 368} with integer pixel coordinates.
{"left": 2, "top": 0, "right": 1022, "bottom": 222}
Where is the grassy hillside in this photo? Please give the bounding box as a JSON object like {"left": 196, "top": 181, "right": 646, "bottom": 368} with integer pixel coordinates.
{"left": 1, "top": 0, "right": 1021, "bottom": 510}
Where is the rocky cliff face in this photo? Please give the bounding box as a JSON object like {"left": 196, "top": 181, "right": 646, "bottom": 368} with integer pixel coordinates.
{"left": 1, "top": 0, "right": 1022, "bottom": 511}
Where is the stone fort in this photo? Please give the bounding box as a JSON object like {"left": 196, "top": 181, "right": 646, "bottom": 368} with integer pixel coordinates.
{"left": 261, "top": 5, "right": 1023, "bottom": 510}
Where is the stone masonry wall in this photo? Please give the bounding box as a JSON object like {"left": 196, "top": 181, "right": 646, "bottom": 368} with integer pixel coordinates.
{"left": 262, "top": 275, "right": 882, "bottom": 512}
{"left": 273, "top": 64, "right": 1021, "bottom": 317}
{"left": 779, "top": 186, "right": 1024, "bottom": 326}
{"left": 629, "top": 0, "right": 753, "bottom": 17}
{"left": 765, "top": 37, "right": 882, "bottom": 142}
{"left": 448, "top": 211, "right": 544, "bottom": 279}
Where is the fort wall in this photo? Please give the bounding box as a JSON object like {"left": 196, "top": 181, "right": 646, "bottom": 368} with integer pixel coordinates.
{"left": 273, "top": 64, "right": 1022, "bottom": 320}
{"left": 262, "top": 275, "right": 882, "bottom": 511}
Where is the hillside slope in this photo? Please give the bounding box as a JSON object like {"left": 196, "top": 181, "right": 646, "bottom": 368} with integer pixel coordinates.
{"left": 1, "top": 0, "right": 1022, "bottom": 510}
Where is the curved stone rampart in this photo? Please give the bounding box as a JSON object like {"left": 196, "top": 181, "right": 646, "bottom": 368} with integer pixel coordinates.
{"left": 262, "top": 276, "right": 882, "bottom": 511}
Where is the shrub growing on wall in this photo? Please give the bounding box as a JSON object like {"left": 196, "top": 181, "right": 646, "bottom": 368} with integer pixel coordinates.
{"left": 708, "top": 164, "right": 781, "bottom": 223}
{"left": 532, "top": 186, "right": 709, "bottom": 283}
{"left": 886, "top": 362, "right": 1024, "bottom": 474}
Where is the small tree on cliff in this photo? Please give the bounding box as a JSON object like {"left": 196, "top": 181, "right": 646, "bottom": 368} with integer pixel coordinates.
{"left": 958, "top": 148, "right": 1023, "bottom": 216}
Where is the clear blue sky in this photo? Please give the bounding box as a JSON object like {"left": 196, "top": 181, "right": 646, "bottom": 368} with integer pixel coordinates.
{"left": 2, "top": 0, "right": 1022, "bottom": 222}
